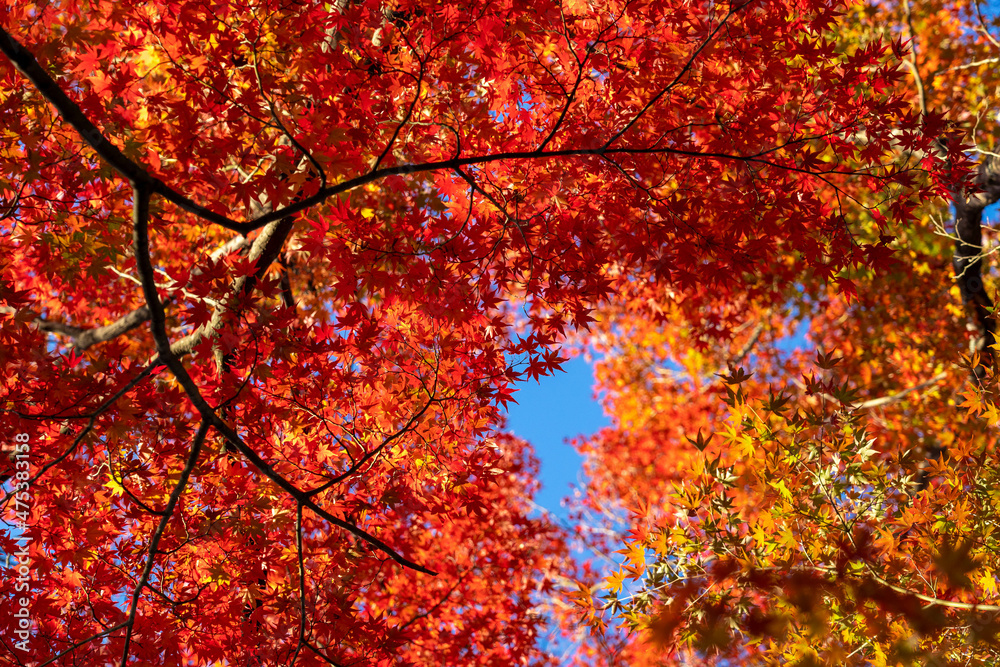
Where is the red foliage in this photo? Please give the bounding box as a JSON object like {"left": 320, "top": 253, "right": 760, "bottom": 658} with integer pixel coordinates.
{"left": 0, "top": 0, "right": 933, "bottom": 663}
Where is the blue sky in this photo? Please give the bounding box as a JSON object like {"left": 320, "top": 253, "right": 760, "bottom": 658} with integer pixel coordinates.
{"left": 508, "top": 316, "right": 816, "bottom": 521}
{"left": 504, "top": 355, "right": 608, "bottom": 519}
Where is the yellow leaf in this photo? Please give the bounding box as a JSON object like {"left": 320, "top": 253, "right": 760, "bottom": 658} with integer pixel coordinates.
{"left": 769, "top": 479, "right": 792, "bottom": 502}
{"left": 650, "top": 530, "right": 669, "bottom": 556}
{"left": 104, "top": 475, "right": 125, "bottom": 497}
{"left": 979, "top": 570, "right": 998, "bottom": 596}
{"left": 872, "top": 642, "right": 887, "bottom": 667}
{"left": 607, "top": 570, "right": 626, "bottom": 594}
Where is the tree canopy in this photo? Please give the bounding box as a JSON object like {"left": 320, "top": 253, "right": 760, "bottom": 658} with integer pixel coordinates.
{"left": 0, "top": 0, "right": 997, "bottom": 664}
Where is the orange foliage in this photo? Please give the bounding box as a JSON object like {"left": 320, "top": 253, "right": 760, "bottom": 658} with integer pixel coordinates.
{"left": 0, "top": 0, "right": 978, "bottom": 664}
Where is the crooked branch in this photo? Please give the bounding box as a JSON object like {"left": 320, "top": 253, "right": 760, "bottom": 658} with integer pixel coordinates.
{"left": 129, "top": 182, "right": 434, "bottom": 575}
{"left": 118, "top": 420, "right": 209, "bottom": 667}
{"left": 1, "top": 23, "right": 893, "bottom": 237}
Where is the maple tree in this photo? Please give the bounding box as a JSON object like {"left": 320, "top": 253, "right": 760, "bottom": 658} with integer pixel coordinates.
{"left": 571, "top": 0, "right": 1000, "bottom": 665}
{"left": 0, "top": 0, "right": 959, "bottom": 664}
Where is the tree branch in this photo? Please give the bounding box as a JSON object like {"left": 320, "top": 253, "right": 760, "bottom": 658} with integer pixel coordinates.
{"left": 18, "top": 234, "right": 249, "bottom": 351}
{"left": 119, "top": 420, "right": 209, "bottom": 667}
{"left": 1, "top": 23, "right": 887, "bottom": 237}
{"left": 953, "top": 154, "right": 1000, "bottom": 368}
{"left": 35, "top": 306, "right": 151, "bottom": 351}
{"left": 901, "top": 0, "right": 928, "bottom": 119}
{"left": 129, "top": 182, "right": 433, "bottom": 574}
{"left": 601, "top": 0, "right": 753, "bottom": 151}
{"left": 1, "top": 361, "right": 161, "bottom": 508}
{"left": 791, "top": 371, "right": 949, "bottom": 411}
{"left": 168, "top": 215, "right": 295, "bottom": 356}
{"left": 38, "top": 622, "right": 128, "bottom": 667}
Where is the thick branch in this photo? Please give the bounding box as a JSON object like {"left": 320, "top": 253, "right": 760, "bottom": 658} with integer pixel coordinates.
{"left": 22, "top": 234, "right": 249, "bottom": 351}
{"left": 279, "top": 258, "right": 295, "bottom": 309}
{"left": 169, "top": 215, "right": 295, "bottom": 356}
{"left": 0, "top": 28, "right": 151, "bottom": 186}
{"left": 953, "top": 154, "right": 1000, "bottom": 363}
{"left": 35, "top": 306, "right": 151, "bottom": 351}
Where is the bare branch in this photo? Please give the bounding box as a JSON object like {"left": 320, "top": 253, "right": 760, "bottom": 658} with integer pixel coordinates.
{"left": 854, "top": 372, "right": 949, "bottom": 410}
{"left": 792, "top": 371, "right": 949, "bottom": 411}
